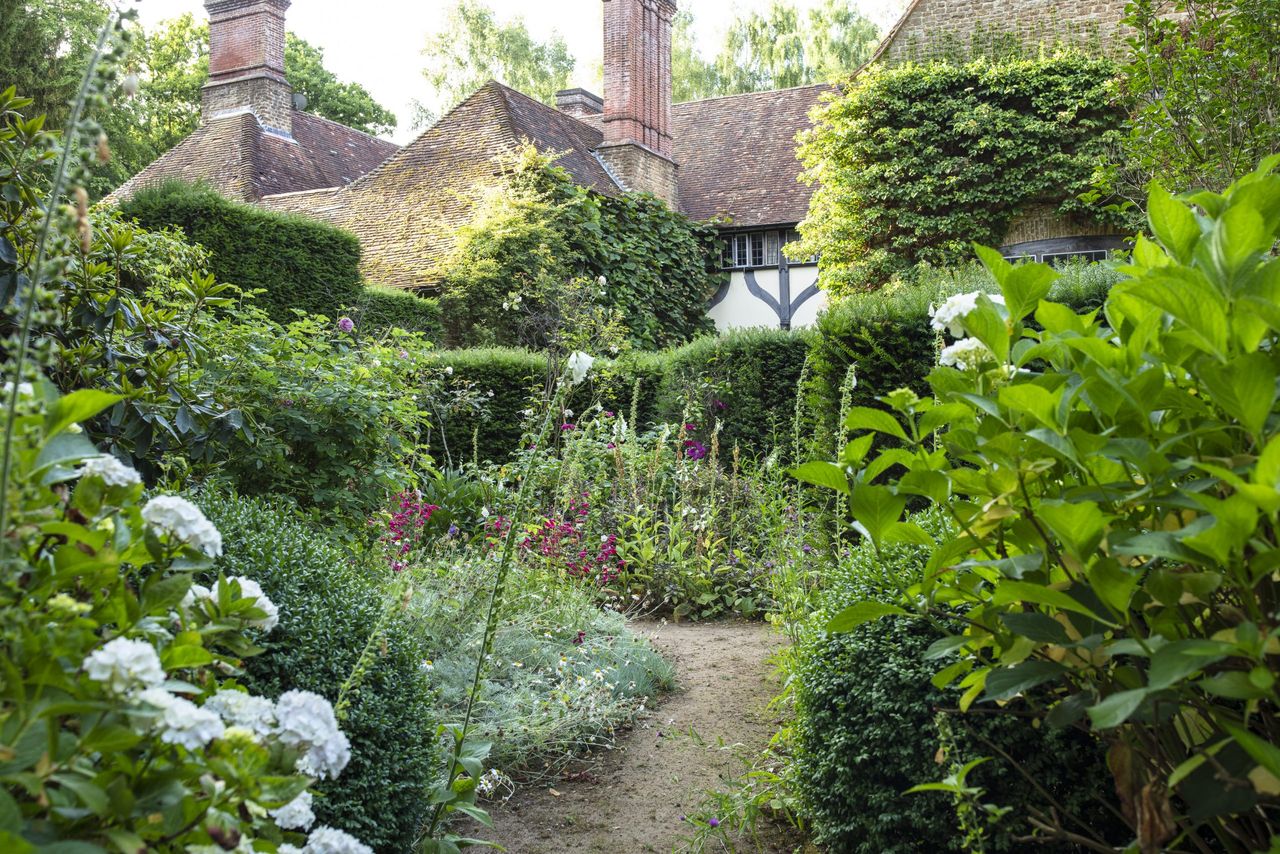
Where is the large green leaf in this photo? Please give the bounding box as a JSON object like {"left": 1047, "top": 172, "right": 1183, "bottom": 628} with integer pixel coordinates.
{"left": 1147, "top": 640, "right": 1236, "bottom": 691}
{"left": 789, "top": 461, "right": 849, "bottom": 495}
{"left": 984, "top": 660, "right": 1064, "bottom": 702}
{"left": 1087, "top": 688, "right": 1148, "bottom": 729}
{"left": 1147, "top": 183, "right": 1201, "bottom": 263}
{"left": 850, "top": 483, "right": 907, "bottom": 548}
{"left": 44, "top": 390, "right": 124, "bottom": 439}
{"left": 844, "top": 406, "right": 908, "bottom": 441}
{"left": 826, "top": 601, "right": 909, "bottom": 633}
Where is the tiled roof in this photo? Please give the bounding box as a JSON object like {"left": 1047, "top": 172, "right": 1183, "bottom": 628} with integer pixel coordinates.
{"left": 266, "top": 81, "right": 622, "bottom": 289}
{"left": 669, "top": 84, "right": 833, "bottom": 228}
{"left": 105, "top": 109, "right": 398, "bottom": 205}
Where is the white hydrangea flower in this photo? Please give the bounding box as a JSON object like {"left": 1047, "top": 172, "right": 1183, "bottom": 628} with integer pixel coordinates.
{"left": 181, "top": 583, "right": 211, "bottom": 612}
{"left": 930, "top": 291, "right": 1006, "bottom": 338}
{"left": 84, "top": 638, "right": 165, "bottom": 694}
{"left": 227, "top": 576, "right": 279, "bottom": 632}
{"left": 270, "top": 790, "right": 316, "bottom": 831}
{"left": 566, "top": 351, "right": 594, "bottom": 385}
{"left": 940, "top": 337, "right": 995, "bottom": 371}
{"left": 141, "top": 496, "right": 223, "bottom": 557}
{"left": 138, "top": 688, "right": 225, "bottom": 750}
{"left": 78, "top": 454, "right": 142, "bottom": 488}
{"left": 303, "top": 826, "right": 373, "bottom": 854}
{"left": 204, "top": 689, "right": 277, "bottom": 736}
{"left": 275, "top": 690, "right": 351, "bottom": 780}
{"left": 278, "top": 847, "right": 303, "bottom": 854}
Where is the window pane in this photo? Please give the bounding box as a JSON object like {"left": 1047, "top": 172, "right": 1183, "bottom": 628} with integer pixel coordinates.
{"left": 765, "top": 231, "right": 780, "bottom": 266}
{"left": 734, "top": 234, "right": 749, "bottom": 267}
{"left": 722, "top": 239, "right": 734, "bottom": 268}
{"left": 751, "top": 232, "right": 764, "bottom": 267}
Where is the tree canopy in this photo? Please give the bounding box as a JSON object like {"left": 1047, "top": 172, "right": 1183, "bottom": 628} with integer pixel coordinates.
{"left": 674, "top": 0, "right": 880, "bottom": 102}
{"left": 417, "top": 1, "right": 574, "bottom": 128}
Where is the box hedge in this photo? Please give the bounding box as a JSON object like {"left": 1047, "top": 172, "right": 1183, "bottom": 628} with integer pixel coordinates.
{"left": 117, "top": 180, "right": 364, "bottom": 322}
{"left": 354, "top": 286, "right": 443, "bottom": 341}
{"left": 199, "top": 491, "right": 438, "bottom": 854}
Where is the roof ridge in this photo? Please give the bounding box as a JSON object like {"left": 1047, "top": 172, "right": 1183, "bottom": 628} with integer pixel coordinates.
{"left": 673, "top": 81, "right": 835, "bottom": 107}
{"left": 292, "top": 109, "right": 399, "bottom": 149}
{"left": 866, "top": 0, "right": 926, "bottom": 65}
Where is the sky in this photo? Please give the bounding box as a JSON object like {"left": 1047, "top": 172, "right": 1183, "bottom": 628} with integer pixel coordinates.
{"left": 136, "top": 0, "right": 905, "bottom": 143}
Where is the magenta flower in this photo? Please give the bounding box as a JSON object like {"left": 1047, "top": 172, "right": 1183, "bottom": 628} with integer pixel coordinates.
{"left": 561, "top": 423, "right": 576, "bottom": 431}
{"left": 685, "top": 439, "right": 708, "bottom": 460}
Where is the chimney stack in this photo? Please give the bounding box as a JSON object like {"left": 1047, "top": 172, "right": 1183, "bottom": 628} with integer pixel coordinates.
{"left": 202, "top": 0, "right": 294, "bottom": 137}
{"left": 597, "top": 0, "right": 679, "bottom": 207}
{"left": 555, "top": 88, "right": 604, "bottom": 119}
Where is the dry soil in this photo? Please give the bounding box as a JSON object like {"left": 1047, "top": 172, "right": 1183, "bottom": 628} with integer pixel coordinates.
{"left": 479, "top": 619, "right": 797, "bottom": 854}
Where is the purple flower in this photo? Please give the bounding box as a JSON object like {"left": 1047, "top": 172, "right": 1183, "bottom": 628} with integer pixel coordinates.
{"left": 447, "top": 523, "right": 459, "bottom": 538}
{"left": 337, "top": 317, "right": 355, "bottom": 333}
{"left": 708, "top": 818, "right": 720, "bottom": 828}
{"left": 561, "top": 423, "right": 576, "bottom": 431}
{"left": 713, "top": 399, "right": 727, "bottom": 411}
{"left": 683, "top": 423, "right": 697, "bottom": 431}
{"left": 685, "top": 440, "right": 708, "bottom": 461}
{"left": 802, "top": 544, "right": 813, "bottom": 554}
{"left": 604, "top": 411, "right": 615, "bottom": 417}
{"left": 607, "top": 442, "right": 616, "bottom": 449}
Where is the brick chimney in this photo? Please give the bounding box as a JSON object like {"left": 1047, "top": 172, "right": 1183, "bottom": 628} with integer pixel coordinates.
{"left": 555, "top": 88, "right": 604, "bottom": 119}
{"left": 202, "top": 0, "right": 295, "bottom": 136}
{"left": 597, "top": 0, "right": 679, "bottom": 207}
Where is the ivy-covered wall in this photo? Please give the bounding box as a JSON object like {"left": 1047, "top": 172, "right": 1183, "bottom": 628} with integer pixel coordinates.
{"left": 793, "top": 54, "right": 1129, "bottom": 295}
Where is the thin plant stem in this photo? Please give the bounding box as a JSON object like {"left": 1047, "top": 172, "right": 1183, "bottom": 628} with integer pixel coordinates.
{"left": 425, "top": 360, "right": 565, "bottom": 838}
{"left": 0, "top": 17, "right": 116, "bottom": 535}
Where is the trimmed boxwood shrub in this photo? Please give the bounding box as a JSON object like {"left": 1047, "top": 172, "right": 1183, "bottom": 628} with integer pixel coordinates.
{"left": 655, "top": 329, "right": 812, "bottom": 458}
{"left": 354, "top": 286, "right": 443, "bottom": 341}
{"left": 118, "top": 180, "right": 363, "bottom": 322}
{"left": 791, "top": 513, "right": 1123, "bottom": 852}
{"left": 200, "top": 491, "right": 438, "bottom": 854}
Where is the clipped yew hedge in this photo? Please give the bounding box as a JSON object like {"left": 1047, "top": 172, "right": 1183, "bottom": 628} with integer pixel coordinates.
{"left": 118, "top": 180, "right": 363, "bottom": 322}
{"left": 355, "top": 286, "right": 443, "bottom": 341}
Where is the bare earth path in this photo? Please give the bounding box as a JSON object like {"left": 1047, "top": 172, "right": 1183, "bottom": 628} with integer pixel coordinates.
{"left": 481, "top": 620, "right": 793, "bottom": 854}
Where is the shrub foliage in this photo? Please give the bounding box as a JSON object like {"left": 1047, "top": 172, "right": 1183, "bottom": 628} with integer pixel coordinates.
{"left": 794, "top": 54, "right": 1128, "bottom": 294}
{"left": 118, "top": 180, "right": 364, "bottom": 322}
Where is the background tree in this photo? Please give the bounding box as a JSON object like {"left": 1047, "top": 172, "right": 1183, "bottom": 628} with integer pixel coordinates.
{"left": 675, "top": 0, "right": 880, "bottom": 101}
{"left": 417, "top": 0, "right": 574, "bottom": 128}
{"left": 0, "top": 0, "right": 109, "bottom": 128}
{"left": 284, "top": 34, "right": 397, "bottom": 136}
{"left": 1115, "top": 0, "right": 1280, "bottom": 198}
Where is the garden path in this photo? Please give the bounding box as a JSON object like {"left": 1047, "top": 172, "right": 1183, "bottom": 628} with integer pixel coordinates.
{"left": 480, "top": 620, "right": 797, "bottom": 853}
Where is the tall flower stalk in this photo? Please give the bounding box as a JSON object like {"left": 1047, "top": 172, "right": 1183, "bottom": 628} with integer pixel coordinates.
{"left": 0, "top": 15, "right": 125, "bottom": 535}
{"left": 422, "top": 352, "right": 586, "bottom": 847}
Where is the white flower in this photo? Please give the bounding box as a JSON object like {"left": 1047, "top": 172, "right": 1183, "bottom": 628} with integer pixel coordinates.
{"left": 78, "top": 454, "right": 141, "bottom": 488}
{"left": 181, "top": 583, "right": 211, "bottom": 612}
{"left": 444, "top": 365, "right": 454, "bottom": 376}
{"left": 940, "top": 337, "right": 995, "bottom": 371}
{"left": 597, "top": 275, "right": 608, "bottom": 287}
{"left": 930, "top": 291, "right": 1005, "bottom": 338}
{"left": 227, "top": 576, "right": 279, "bottom": 632}
{"left": 141, "top": 496, "right": 223, "bottom": 557}
{"left": 204, "top": 689, "right": 277, "bottom": 736}
{"left": 139, "top": 688, "right": 225, "bottom": 750}
{"left": 2, "top": 381, "right": 34, "bottom": 397}
{"left": 84, "top": 638, "right": 165, "bottom": 694}
{"left": 275, "top": 690, "right": 351, "bottom": 779}
{"left": 271, "top": 791, "right": 316, "bottom": 831}
{"left": 278, "top": 847, "right": 303, "bottom": 854}
{"left": 303, "top": 826, "right": 373, "bottom": 854}
{"left": 566, "top": 351, "right": 594, "bottom": 385}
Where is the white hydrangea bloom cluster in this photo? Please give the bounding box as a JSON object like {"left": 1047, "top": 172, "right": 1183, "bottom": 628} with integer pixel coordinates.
{"left": 940, "top": 337, "right": 995, "bottom": 371}
{"left": 83, "top": 638, "right": 165, "bottom": 694}
{"left": 203, "top": 689, "right": 277, "bottom": 736}
{"left": 299, "top": 826, "right": 374, "bottom": 854}
{"left": 269, "top": 791, "right": 316, "bottom": 831}
{"left": 930, "top": 291, "right": 1006, "bottom": 338}
{"left": 181, "top": 578, "right": 279, "bottom": 632}
{"left": 275, "top": 690, "right": 352, "bottom": 779}
{"left": 78, "top": 454, "right": 142, "bottom": 488}
{"left": 137, "top": 688, "right": 226, "bottom": 750}
{"left": 141, "top": 496, "right": 223, "bottom": 557}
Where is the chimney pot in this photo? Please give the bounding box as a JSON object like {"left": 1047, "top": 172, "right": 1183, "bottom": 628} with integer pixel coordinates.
{"left": 555, "top": 88, "right": 604, "bottom": 118}
{"left": 202, "top": 0, "right": 295, "bottom": 136}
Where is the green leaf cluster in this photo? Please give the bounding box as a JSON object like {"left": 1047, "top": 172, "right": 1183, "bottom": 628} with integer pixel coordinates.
{"left": 794, "top": 54, "right": 1129, "bottom": 295}
{"left": 808, "top": 159, "right": 1280, "bottom": 849}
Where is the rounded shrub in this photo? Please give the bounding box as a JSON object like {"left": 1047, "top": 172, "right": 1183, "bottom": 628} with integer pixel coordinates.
{"left": 199, "top": 491, "right": 438, "bottom": 853}
{"left": 791, "top": 514, "right": 1123, "bottom": 852}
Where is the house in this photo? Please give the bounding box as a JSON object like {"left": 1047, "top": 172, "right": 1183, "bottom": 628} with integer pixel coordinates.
{"left": 110, "top": 0, "right": 1131, "bottom": 332}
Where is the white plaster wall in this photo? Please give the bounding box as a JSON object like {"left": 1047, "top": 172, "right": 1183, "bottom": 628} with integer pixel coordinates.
{"left": 707, "top": 264, "right": 827, "bottom": 331}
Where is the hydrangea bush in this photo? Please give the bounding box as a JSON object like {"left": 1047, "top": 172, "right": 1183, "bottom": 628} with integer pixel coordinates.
{"left": 798, "top": 161, "right": 1280, "bottom": 850}
{"left": 0, "top": 383, "right": 369, "bottom": 852}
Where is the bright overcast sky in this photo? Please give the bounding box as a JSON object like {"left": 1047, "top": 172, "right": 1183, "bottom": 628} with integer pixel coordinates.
{"left": 135, "top": 0, "right": 906, "bottom": 143}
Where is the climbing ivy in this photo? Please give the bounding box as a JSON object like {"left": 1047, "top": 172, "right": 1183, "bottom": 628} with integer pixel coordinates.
{"left": 437, "top": 148, "right": 721, "bottom": 350}
{"left": 793, "top": 54, "right": 1129, "bottom": 295}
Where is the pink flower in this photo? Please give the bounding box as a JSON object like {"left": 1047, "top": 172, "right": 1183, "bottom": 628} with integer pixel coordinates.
{"left": 337, "top": 317, "right": 355, "bottom": 333}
